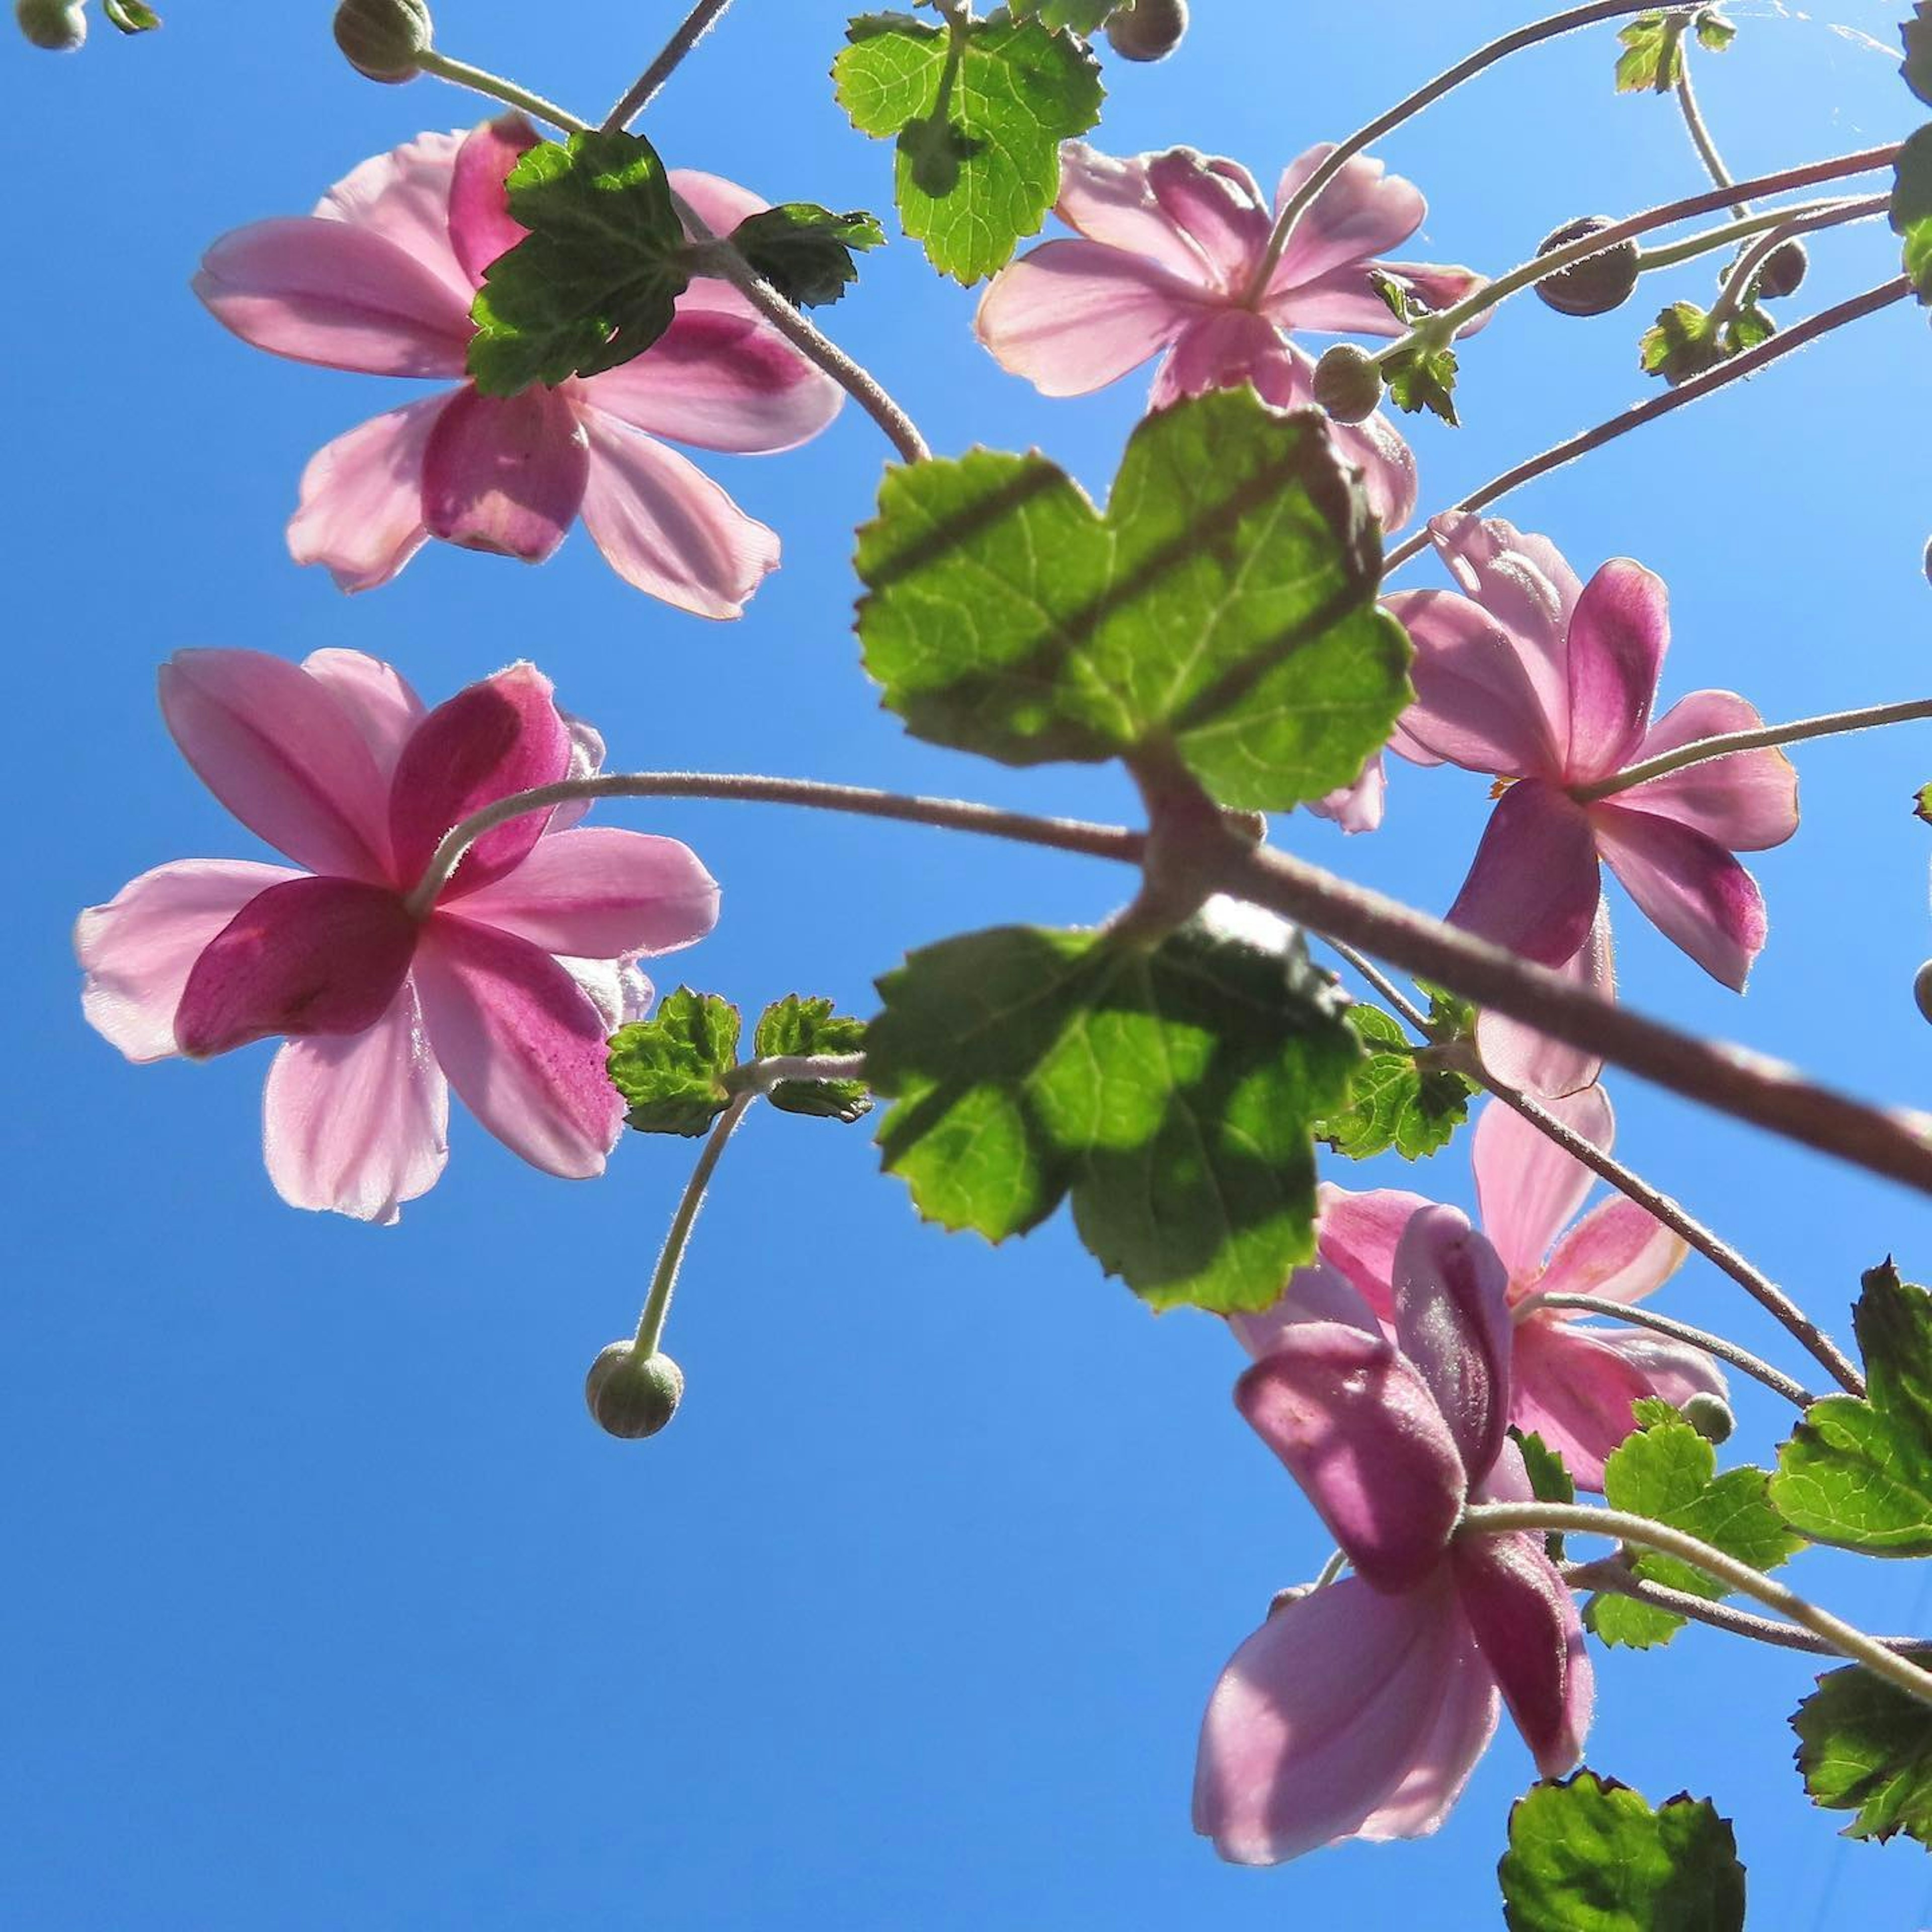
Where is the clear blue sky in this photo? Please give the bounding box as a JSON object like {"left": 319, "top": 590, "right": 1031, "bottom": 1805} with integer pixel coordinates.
{"left": 8, "top": 2, "right": 1932, "bottom": 1925}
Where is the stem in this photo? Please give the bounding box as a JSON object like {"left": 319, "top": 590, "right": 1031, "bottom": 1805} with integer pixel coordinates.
{"left": 1674, "top": 55, "right": 1749, "bottom": 219}
{"left": 1313, "top": 1548, "right": 1349, "bottom": 1589}
{"left": 1632, "top": 194, "right": 1881, "bottom": 276}
{"left": 415, "top": 49, "right": 590, "bottom": 135}
{"left": 1579, "top": 697, "right": 1932, "bottom": 803}
{"left": 604, "top": 0, "right": 735, "bottom": 130}
{"left": 1466, "top": 1502, "right": 1932, "bottom": 1706}
{"left": 1385, "top": 276, "right": 1912, "bottom": 573}
{"left": 1325, "top": 938, "right": 1435, "bottom": 1034}
{"left": 1515, "top": 1292, "right": 1815, "bottom": 1407}
{"left": 728, "top": 1053, "right": 869, "bottom": 1094}
{"left": 633, "top": 1091, "right": 753, "bottom": 1357}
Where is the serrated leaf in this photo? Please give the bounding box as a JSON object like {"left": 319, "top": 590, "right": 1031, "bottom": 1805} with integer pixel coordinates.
{"left": 1915, "top": 781, "right": 1932, "bottom": 825}
{"left": 856, "top": 387, "right": 1411, "bottom": 814}
{"left": 1892, "top": 125, "right": 1932, "bottom": 304}
{"left": 1772, "top": 1260, "right": 1932, "bottom": 1552}
{"left": 608, "top": 989, "right": 741, "bottom": 1136}
{"left": 729, "top": 203, "right": 884, "bottom": 308}
{"left": 1009, "top": 0, "right": 1114, "bottom": 31}
{"left": 833, "top": 11, "right": 1103, "bottom": 282}
{"left": 753, "top": 995, "right": 871, "bottom": 1122}
{"left": 1382, "top": 341, "right": 1460, "bottom": 424}
{"left": 1315, "top": 1005, "right": 1476, "bottom": 1161}
{"left": 1694, "top": 8, "right": 1735, "bottom": 53}
{"left": 1793, "top": 1665, "right": 1932, "bottom": 1845}
{"left": 1614, "top": 9, "right": 1729, "bottom": 93}
{"left": 1905, "top": 3, "right": 1932, "bottom": 107}
{"left": 865, "top": 904, "right": 1360, "bottom": 1312}
{"left": 1499, "top": 1772, "right": 1746, "bottom": 1931}
{"left": 1638, "top": 298, "right": 1776, "bottom": 386}
{"left": 468, "top": 128, "right": 690, "bottom": 395}
{"left": 1512, "top": 1427, "right": 1578, "bottom": 1560}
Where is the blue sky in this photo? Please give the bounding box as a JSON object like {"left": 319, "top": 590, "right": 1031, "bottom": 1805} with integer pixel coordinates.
{"left": 7, "top": 1, "right": 1932, "bottom": 1925}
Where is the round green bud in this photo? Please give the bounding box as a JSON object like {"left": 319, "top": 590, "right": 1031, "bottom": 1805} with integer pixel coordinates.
{"left": 1755, "top": 237, "right": 1809, "bottom": 301}
{"left": 585, "top": 1343, "right": 684, "bottom": 1439}
{"left": 15, "top": 0, "right": 87, "bottom": 49}
{"left": 333, "top": 0, "right": 432, "bottom": 83}
{"left": 1104, "top": 0, "right": 1187, "bottom": 62}
{"left": 1914, "top": 958, "right": 1932, "bottom": 1026}
{"left": 1533, "top": 216, "right": 1641, "bottom": 318}
{"left": 1682, "top": 1392, "right": 1735, "bottom": 1445}
{"left": 1312, "top": 342, "right": 1385, "bottom": 425}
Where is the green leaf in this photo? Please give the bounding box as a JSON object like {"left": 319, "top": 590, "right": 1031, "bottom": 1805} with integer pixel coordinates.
{"left": 729, "top": 203, "right": 884, "bottom": 307}
{"left": 1009, "top": 0, "right": 1114, "bottom": 31}
{"left": 865, "top": 904, "right": 1360, "bottom": 1312}
{"left": 608, "top": 990, "right": 741, "bottom": 1137}
{"left": 1512, "top": 1427, "right": 1578, "bottom": 1561}
{"left": 1904, "top": 3, "right": 1932, "bottom": 107}
{"left": 1638, "top": 299, "right": 1776, "bottom": 386}
{"left": 103, "top": 0, "right": 161, "bottom": 28}
{"left": 833, "top": 11, "right": 1103, "bottom": 282}
{"left": 1892, "top": 125, "right": 1932, "bottom": 304}
{"left": 1772, "top": 1260, "right": 1932, "bottom": 1552}
{"left": 1369, "top": 268, "right": 1461, "bottom": 424}
{"left": 1614, "top": 9, "right": 1730, "bottom": 92}
{"left": 855, "top": 387, "right": 1411, "bottom": 814}
{"left": 1314, "top": 1005, "right": 1476, "bottom": 1161}
{"left": 1499, "top": 1773, "right": 1746, "bottom": 1931}
{"left": 1915, "top": 781, "right": 1932, "bottom": 826}
{"left": 1589, "top": 1401, "right": 1800, "bottom": 1649}
{"left": 753, "top": 995, "right": 872, "bottom": 1122}
{"left": 468, "top": 128, "right": 690, "bottom": 396}
{"left": 1793, "top": 1665, "right": 1932, "bottom": 1845}
{"left": 1694, "top": 7, "right": 1735, "bottom": 53}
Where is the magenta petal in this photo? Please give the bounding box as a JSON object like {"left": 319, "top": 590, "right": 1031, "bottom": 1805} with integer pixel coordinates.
{"left": 1618, "top": 690, "right": 1799, "bottom": 852}
{"left": 1472, "top": 1085, "right": 1612, "bottom": 1283}
{"left": 1235, "top": 1327, "right": 1467, "bottom": 1592}
{"left": 1052, "top": 142, "right": 1223, "bottom": 281}
{"left": 263, "top": 980, "right": 449, "bottom": 1223}
{"left": 412, "top": 914, "right": 623, "bottom": 1179}
{"left": 1267, "top": 146, "right": 1425, "bottom": 293}
{"left": 1538, "top": 1195, "right": 1686, "bottom": 1307}
{"left": 448, "top": 113, "right": 539, "bottom": 285}
{"left": 1509, "top": 1318, "right": 1674, "bottom": 1491}
{"left": 300, "top": 649, "right": 426, "bottom": 785}
{"left": 421, "top": 383, "right": 589, "bottom": 563}
{"left": 1391, "top": 1206, "right": 1514, "bottom": 1485}
{"left": 314, "top": 129, "right": 472, "bottom": 302}
{"left": 387, "top": 662, "right": 574, "bottom": 898}
{"left": 1145, "top": 148, "right": 1271, "bottom": 290}
{"left": 1592, "top": 803, "right": 1769, "bottom": 990}
{"left": 1563, "top": 559, "right": 1669, "bottom": 782}
{"left": 1595, "top": 1329, "right": 1729, "bottom": 1412}
{"left": 1475, "top": 899, "right": 1614, "bottom": 1100}
{"left": 1451, "top": 1533, "right": 1591, "bottom": 1778}
{"left": 1306, "top": 755, "right": 1386, "bottom": 833}
{"left": 174, "top": 876, "right": 419, "bottom": 1059}
{"left": 76, "top": 858, "right": 303, "bottom": 1063}
{"left": 288, "top": 396, "right": 446, "bottom": 594}
{"left": 1228, "top": 1258, "right": 1385, "bottom": 1359}
{"left": 1445, "top": 780, "right": 1602, "bottom": 968}
{"left": 1316, "top": 1185, "right": 1427, "bottom": 1321}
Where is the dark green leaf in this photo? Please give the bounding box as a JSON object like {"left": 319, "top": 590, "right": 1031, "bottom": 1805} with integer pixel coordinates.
{"left": 833, "top": 11, "right": 1103, "bottom": 282}
{"left": 1904, "top": 3, "right": 1932, "bottom": 107}
{"left": 1793, "top": 1665, "right": 1932, "bottom": 1845}
{"left": 1314, "top": 1005, "right": 1476, "bottom": 1161}
{"left": 753, "top": 995, "right": 871, "bottom": 1122}
{"left": 1009, "top": 0, "right": 1114, "bottom": 31}
{"left": 1772, "top": 1260, "right": 1932, "bottom": 1552}
{"left": 608, "top": 989, "right": 741, "bottom": 1137}
{"left": 468, "top": 128, "right": 690, "bottom": 396}
{"left": 1892, "top": 125, "right": 1932, "bottom": 304}
{"left": 866, "top": 904, "right": 1359, "bottom": 1312}
{"left": 1512, "top": 1428, "right": 1578, "bottom": 1561}
{"left": 1638, "top": 298, "right": 1776, "bottom": 385}
{"left": 1499, "top": 1773, "right": 1746, "bottom": 1931}
{"left": 856, "top": 387, "right": 1411, "bottom": 814}
{"left": 729, "top": 203, "right": 884, "bottom": 307}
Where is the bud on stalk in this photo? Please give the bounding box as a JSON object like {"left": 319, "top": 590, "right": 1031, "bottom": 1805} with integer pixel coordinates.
{"left": 333, "top": 0, "right": 433, "bottom": 83}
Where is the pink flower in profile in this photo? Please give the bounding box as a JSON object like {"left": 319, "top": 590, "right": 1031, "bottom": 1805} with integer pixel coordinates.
{"left": 1238, "top": 1088, "right": 1726, "bottom": 1490}
{"left": 1385, "top": 512, "right": 1798, "bottom": 1093}
{"left": 193, "top": 116, "right": 842, "bottom": 616}
{"left": 76, "top": 649, "right": 720, "bottom": 1222}
{"left": 1196, "top": 1206, "right": 1591, "bottom": 1864}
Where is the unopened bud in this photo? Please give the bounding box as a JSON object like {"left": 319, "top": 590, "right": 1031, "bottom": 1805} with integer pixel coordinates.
{"left": 1755, "top": 237, "right": 1809, "bottom": 300}
{"left": 333, "top": 0, "right": 432, "bottom": 83}
{"left": 1104, "top": 0, "right": 1187, "bottom": 61}
{"left": 15, "top": 0, "right": 87, "bottom": 48}
{"left": 1914, "top": 958, "right": 1932, "bottom": 1026}
{"left": 1924, "top": 535, "right": 1932, "bottom": 587}
{"left": 585, "top": 1343, "right": 684, "bottom": 1439}
{"left": 1312, "top": 342, "right": 1385, "bottom": 424}
{"left": 1682, "top": 1392, "right": 1735, "bottom": 1444}
{"left": 1533, "top": 216, "right": 1641, "bottom": 318}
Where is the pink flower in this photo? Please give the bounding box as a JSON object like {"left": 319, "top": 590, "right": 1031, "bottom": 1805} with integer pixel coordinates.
{"left": 193, "top": 117, "right": 843, "bottom": 616}
{"left": 1235, "top": 1087, "right": 1725, "bottom": 1490}
{"left": 1196, "top": 1206, "right": 1591, "bottom": 1864}
{"left": 76, "top": 649, "right": 720, "bottom": 1222}
{"left": 976, "top": 140, "right": 1487, "bottom": 538}
{"left": 1386, "top": 512, "right": 1799, "bottom": 1094}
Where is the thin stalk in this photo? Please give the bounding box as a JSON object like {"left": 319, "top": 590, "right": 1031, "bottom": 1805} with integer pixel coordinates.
{"left": 604, "top": 0, "right": 736, "bottom": 130}
{"left": 1706, "top": 197, "right": 1890, "bottom": 329}
{"left": 1324, "top": 938, "right": 1434, "bottom": 1034}
{"left": 1674, "top": 55, "right": 1749, "bottom": 219}
{"left": 415, "top": 49, "right": 590, "bottom": 134}
{"left": 1465, "top": 1501, "right": 1932, "bottom": 1706}
{"left": 728, "top": 1053, "right": 869, "bottom": 1094}
{"left": 1633, "top": 193, "right": 1880, "bottom": 276}
{"left": 633, "top": 1091, "right": 753, "bottom": 1357}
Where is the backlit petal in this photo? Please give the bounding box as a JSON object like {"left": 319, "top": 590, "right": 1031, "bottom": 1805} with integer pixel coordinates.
{"left": 421, "top": 383, "right": 590, "bottom": 564}
{"left": 1474, "top": 899, "right": 1614, "bottom": 1100}
{"left": 1268, "top": 146, "right": 1426, "bottom": 292}
{"left": 287, "top": 396, "right": 445, "bottom": 595}
{"left": 1616, "top": 690, "right": 1799, "bottom": 852}
{"left": 314, "top": 128, "right": 471, "bottom": 302}
{"left": 1538, "top": 1196, "right": 1686, "bottom": 1307}
{"left": 1593, "top": 803, "right": 1768, "bottom": 990}
{"left": 1563, "top": 559, "right": 1668, "bottom": 783}
{"left": 1445, "top": 780, "right": 1601, "bottom": 968}
{"left": 448, "top": 113, "right": 539, "bottom": 284}
{"left": 1392, "top": 1206, "right": 1514, "bottom": 1483}
{"left": 1472, "top": 1086, "right": 1613, "bottom": 1283}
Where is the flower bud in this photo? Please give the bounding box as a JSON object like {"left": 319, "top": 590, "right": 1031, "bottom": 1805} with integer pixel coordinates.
{"left": 1755, "top": 237, "right": 1809, "bottom": 300}
{"left": 585, "top": 1343, "right": 684, "bottom": 1439}
{"left": 1914, "top": 958, "right": 1932, "bottom": 1026}
{"left": 1533, "top": 216, "right": 1641, "bottom": 318}
{"left": 1104, "top": 0, "right": 1187, "bottom": 62}
{"left": 1682, "top": 1392, "right": 1735, "bottom": 1445}
{"left": 333, "top": 0, "right": 432, "bottom": 83}
{"left": 15, "top": 0, "right": 87, "bottom": 48}
{"left": 1312, "top": 342, "right": 1385, "bottom": 424}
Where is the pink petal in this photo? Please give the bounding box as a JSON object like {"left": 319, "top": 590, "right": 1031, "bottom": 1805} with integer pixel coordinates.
{"left": 1268, "top": 146, "right": 1425, "bottom": 294}
{"left": 1305, "top": 755, "right": 1385, "bottom": 833}
{"left": 287, "top": 396, "right": 446, "bottom": 595}
{"left": 299, "top": 649, "right": 426, "bottom": 784}
{"left": 975, "top": 238, "right": 1199, "bottom": 396}
{"left": 1267, "top": 260, "right": 1488, "bottom": 338}
{"left": 1562, "top": 559, "right": 1669, "bottom": 783}
{"left": 1391, "top": 1206, "right": 1514, "bottom": 1484}
{"left": 1235, "top": 1326, "right": 1467, "bottom": 1592}
{"left": 1145, "top": 148, "right": 1271, "bottom": 291}
{"left": 578, "top": 306, "right": 843, "bottom": 452}
{"left": 1316, "top": 1184, "right": 1427, "bottom": 1322}
{"left": 452, "top": 826, "right": 720, "bottom": 959}
{"left": 420, "top": 383, "right": 590, "bottom": 564}
{"left": 1594, "top": 1329, "right": 1729, "bottom": 1411}
{"left": 1592, "top": 803, "right": 1768, "bottom": 990}
{"left": 1472, "top": 1085, "right": 1613, "bottom": 1283}
{"left": 671, "top": 168, "right": 768, "bottom": 245}
{"left": 1508, "top": 1317, "right": 1664, "bottom": 1491}
{"left": 388, "top": 661, "right": 574, "bottom": 898}
{"left": 1538, "top": 1196, "right": 1686, "bottom": 1307}
{"left": 561, "top": 955, "right": 656, "bottom": 1033}
{"left": 193, "top": 217, "right": 472, "bottom": 378}
{"left": 1445, "top": 780, "right": 1602, "bottom": 968}
{"left": 174, "top": 876, "right": 420, "bottom": 1060}
{"left": 314, "top": 129, "right": 472, "bottom": 303}
{"left": 76, "top": 858, "right": 303, "bottom": 1064}
{"left": 412, "top": 913, "right": 623, "bottom": 1179}
{"left": 548, "top": 711, "right": 608, "bottom": 835}
{"left": 448, "top": 113, "right": 539, "bottom": 285}
{"left": 1052, "top": 142, "right": 1224, "bottom": 282}
{"left": 1617, "top": 690, "right": 1799, "bottom": 852}
{"left": 1474, "top": 899, "right": 1614, "bottom": 1100}
{"left": 1227, "top": 1257, "right": 1385, "bottom": 1360}
{"left": 576, "top": 408, "right": 780, "bottom": 618}
{"left": 159, "top": 649, "right": 394, "bottom": 880}
{"left": 1194, "top": 1572, "right": 1492, "bottom": 1865}
{"left": 263, "top": 980, "right": 449, "bottom": 1224}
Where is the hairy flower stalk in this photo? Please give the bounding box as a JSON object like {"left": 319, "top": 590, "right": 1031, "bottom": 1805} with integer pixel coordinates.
{"left": 603, "top": 0, "right": 736, "bottom": 129}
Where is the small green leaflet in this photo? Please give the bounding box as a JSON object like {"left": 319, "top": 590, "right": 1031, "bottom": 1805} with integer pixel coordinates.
{"left": 833, "top": 11, "right": 1103, "bottom": 282}
{"left": 753, "top": 996, "right": 871, "bottom": 1122}
{"left": 1314, "top": 1005, "right": 1476, "bottom": 1161}
{"left": 865, "top": 904, "right": 1360, "bottom": 1313}
{"left": 1589, "top": 1401, "right": 1799, "bottom": 1649}
{"left": 1614, "top": 8, "right": 1733, "bottom": 94}
{"left": 1371, "top": 269, "right": 1460, "bottom": 424}
{"left": 469, "top": 129, "right": 691, "bottom": 396}
{"left": 103, "top": 0, "right": 161, "bottom": 28}
{"left": 1638, "top": 299, "right": 1776, "bottom": 386}
{"left": 1499, "top": 1773, "right": 1746, "bottom": 1932}
{"left": 1009, "top": 0, "right": 1114, "bottom": 31}
{"left": 1511, "top": 1428, "right": 1577, "bottom": 1562}
{"left": 856, "top": 387, "right": 1412, "bottom": 815}
{"left": 728, "top": 204, "right": 885, "bottom": 308}
{"left": 1905, "top": 3, "right": 1932, "bottom": 108}
{"left": 1892, "top": 126, "right": 1932, "bottom": 305}
{"left": 1915, "top": 781, "right": 1932, "bottom": 825}
{"left": 608, "top": 990, "right": 742, "bottom": 1137}
{"left": 1772, "top": 1261, "right": 1932, "bottom": 1552}
{"left": 1792, "top": 1664, "right": 1932, "bottom": 1845}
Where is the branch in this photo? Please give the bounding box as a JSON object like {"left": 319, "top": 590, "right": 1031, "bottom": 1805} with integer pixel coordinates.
{"left": 604, "top": 0, "right": 736, "bottom": 130}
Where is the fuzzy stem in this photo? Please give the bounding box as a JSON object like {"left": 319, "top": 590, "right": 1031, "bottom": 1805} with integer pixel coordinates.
{"left": 604, "top": 0, "right": 736, "bottom": 129}
{"left": 415, "top": 49, "right": 590, "bottom": 134}
{"left": 1632, "top": 193, "right": 1881, "bottom": 276}
{"left": 633, "top": 1091, "right": 753, "bottom": 1357}
{"left": 1674, "top": 54, "right": 1749, "bottom": 219}
{"left": 727, "top": 1053, "right": 870, "bottom": 1094}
